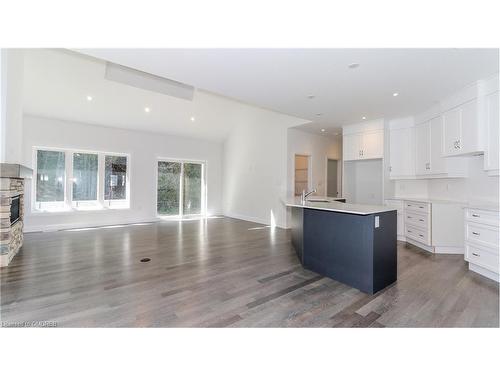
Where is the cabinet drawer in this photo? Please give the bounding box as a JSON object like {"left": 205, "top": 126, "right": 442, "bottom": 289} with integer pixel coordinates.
{"left": 405, "top": 201, "right": 431, "bottom": 214}
{"left": 405, "top": 225, "right": 430, "bottom": 245}
{"left": 465, "top": 209, "right": 500, "bottom": 227}
{"left": 465, "top": 223, "right": 499, "bottom": 250}
{"left": 465, "top": 244, "right": 500, "bottom": 273}
{"left": 404, "top": 212, "right": 429, "bottom": 229}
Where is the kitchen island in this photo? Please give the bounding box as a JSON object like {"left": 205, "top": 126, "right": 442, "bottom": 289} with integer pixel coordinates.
{"left": 286, "top": 197, "right": 397, "bottom": 294}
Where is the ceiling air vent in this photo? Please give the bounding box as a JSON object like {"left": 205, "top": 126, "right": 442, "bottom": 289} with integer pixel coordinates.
{"left": 105, "top": 62, "right": 194, "bottom": 101}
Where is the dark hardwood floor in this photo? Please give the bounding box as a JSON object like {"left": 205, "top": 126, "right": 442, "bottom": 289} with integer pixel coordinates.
{"left": 1, "top": 217, "right": 498, "bottom": 327}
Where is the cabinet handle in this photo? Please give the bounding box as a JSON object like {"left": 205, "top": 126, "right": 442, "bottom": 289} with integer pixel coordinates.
{"left": 472, "top": 231, "right": 480, "bottom": 236}
{"left": 407, "top": 216, "right": 412, "bottom": 219}
{"left": 419, "top": 234, "right": 424, "bottom": 237}
{"left": 472, "top": 252, "right": 480, "bottom": 257}
{"left": 419, "top": 219, "right": 424, "bottom": 222}
{"left": 419, "top": 206, "right": 424, "bottom": 209}
{"left": 457, "top": 140, "right": 461, "bottom": 149}
{"left": 408, "top": 230, "right": 412, "bottom": 233}
{"left": 472, "top": 214, "right": 480, "bottom": 218}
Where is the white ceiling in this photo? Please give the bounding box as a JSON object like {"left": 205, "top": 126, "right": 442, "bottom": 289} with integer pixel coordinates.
{"left": 23, "top": 49, "right": 308, "bottom": 142}
{"left": 79, "top": 48, "right": 499, "bottom": 134}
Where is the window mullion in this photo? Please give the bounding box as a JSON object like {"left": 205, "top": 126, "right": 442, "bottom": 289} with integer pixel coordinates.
{"left": 66, "top": 150, "right": 73, "bottom": 208}
{"left": 98, "top": 153, "right": 105, "bottom": 206}
{"left": 179, "top": 162, "right": 184, "bottom": 217}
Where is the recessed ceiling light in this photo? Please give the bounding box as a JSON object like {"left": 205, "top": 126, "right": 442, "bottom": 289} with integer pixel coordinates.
{"left": 86, "top": 95, "right": 93, "bottom": 101}
{"left": 393, "top": 92, "right": 399, "bottom": 97}
{"left": 348, "top": 63, "right": 360, "bottom": 69}
{"left": 307, "top": 95, "right": 315, "bottom": 99}
{"left": 144, "top": 107, "right": 151, "bottom": 113}
{"left": 321, "top": 128, "right": 326, "bottom": 132}
{"left": 362, "top": 116, "right": 366, "bottom": 120}
{"left": 190, "top": 116, "right": 196, "bottom": 122}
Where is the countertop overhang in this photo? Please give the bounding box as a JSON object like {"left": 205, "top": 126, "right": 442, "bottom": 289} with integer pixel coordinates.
{"left": 286, "top": 197, "right": 396, "bottom": 215}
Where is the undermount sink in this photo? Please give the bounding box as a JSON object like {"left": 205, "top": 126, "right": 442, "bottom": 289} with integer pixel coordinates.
{"left": 306, "top": 198, "right": 331, "bottom": 203}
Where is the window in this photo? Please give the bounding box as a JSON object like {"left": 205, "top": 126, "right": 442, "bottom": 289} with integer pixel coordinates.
{"left": 34, "top": 148, "right": 129, "bottom": 212}
{"left": 73, "top": 152, "right": 98, "bottom": 201}
{"left": 183, "top": 163, "right": 202, "bottom": 215}
{"left": 36, "top": 150, "right": 65, "bottom": 205}
{"left": 105, "top": 155, "right": 128, "bottom": 201}
{"left": 157, "top": 160, "right": 205, "bottom": 217}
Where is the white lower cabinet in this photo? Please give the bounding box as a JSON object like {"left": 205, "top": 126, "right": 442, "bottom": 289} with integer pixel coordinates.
{"left": 464, "top": 207, "right": 499, "bottom": 282}
{"left": 394, "top": 199, "right": 465, "bottom": 254}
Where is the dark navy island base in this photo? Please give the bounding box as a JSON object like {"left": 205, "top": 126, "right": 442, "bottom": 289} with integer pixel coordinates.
{"left": 291, "top": 206, "right": 397, "bottom": 294}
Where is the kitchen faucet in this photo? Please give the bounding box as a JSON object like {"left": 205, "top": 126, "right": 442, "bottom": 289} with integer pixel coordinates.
{"left": 301, "top": 188, "right": 317, "bottom": 204}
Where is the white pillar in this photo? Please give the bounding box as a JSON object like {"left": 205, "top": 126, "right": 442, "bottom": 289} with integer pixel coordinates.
{"left": 0, "top": 49, "right": 24, "bottom": 164}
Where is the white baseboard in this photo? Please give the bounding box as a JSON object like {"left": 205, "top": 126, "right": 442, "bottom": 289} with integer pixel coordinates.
{"left": 469, "top": 263, "right": 499, "bottom": 282}
{"left": 24, "top": 217, "right": 160, "bottom": 233}
{"left": 223, "top": 211, "right": 287, "bottom": 229}
{"left": 434, "top": 246, "right": 464, "bottom": 254}
{"left": 405, "top": 237, "right": 434, "bottom": 253}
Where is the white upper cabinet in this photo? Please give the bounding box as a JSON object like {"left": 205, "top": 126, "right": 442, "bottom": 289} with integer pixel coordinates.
{"left": 443, "top": 99, "right": 482, "bottom": 156}
{"left": 413, "top": 116, "right": 467, "bottom": 178}
{"left": 484, "top": 91, "right": 499, "bottom": 175}
{"left": 415, "top": 122, "right": 431, "bottom": 175}
{"left": 429, "top": 116, "right": 447, "bottom": 174}
{"left": 342, "top": 120, "right": 384, "bottom": 161}
{"left": 343, "top": 133, "right": 361, "bottom": 161}
{"left": 361, "top": 130, "right": 384, "bottom": 159}
{"left": 389, "top": 125, "right": 415, "bottom": 178}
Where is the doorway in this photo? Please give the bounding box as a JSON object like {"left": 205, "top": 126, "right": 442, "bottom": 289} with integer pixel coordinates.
{"left": 294, "top": 154, "right": 311, "bottom": 196}
{"left": 157, "top": 159, "right": 206, "bottom": 217}
{"left": 327, "top": 159, "right": 339, "bottom": 197}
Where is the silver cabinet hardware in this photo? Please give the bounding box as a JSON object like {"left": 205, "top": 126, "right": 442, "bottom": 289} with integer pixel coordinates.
{"left": 472, "top": 253, "right": 480, "bottom": 257}
{"left": 472, "top": 214, "right": 480, "bottom": 217}
{"left": 419, "top": 219, "right": 424, "bottom": 222}
{"left": 472, "top": 231, "right": 480, "bottom": 236}
{"left": 419, "top": 206, "right": 424, "bottom": 209}
{"left": 419, "top": 234, "right": 424, "bottom": 237}
{"left": 407, "top": 216, "right": 412, "bottom": 219}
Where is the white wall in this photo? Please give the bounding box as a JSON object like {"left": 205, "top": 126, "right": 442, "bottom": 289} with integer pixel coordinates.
{"left": 222, "top": 110, "right": 307, "bottom": 229}
{"left": 22, "top": 115, "right": 223, "bottom": 232}
{"left": 286, "top": 128, "right": 341, "bottom": 198}
{"left": 344, "top": 159, "right": 384, "bottom": 205}
{"left": 0, "top": 49, "right": 24, "bottom": 163}
{"left": 428, "top": 156, "right": 499, "bottom": 203}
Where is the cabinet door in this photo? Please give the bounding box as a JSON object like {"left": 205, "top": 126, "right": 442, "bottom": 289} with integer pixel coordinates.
{"left": 343, "top": 134, "right": 361, "bottom": 161}
{"left": 460, "top": 99, "right": 479, "bottom": 153}
{"left": 390, "top": 127, "right": 414, "bottom": 177}
{"left": 443, "top": 107, "right": 461, "bottom": 156}
{"left": 485, "top": 91, "right": 499, "bottom": 171}
{"left": 429, "top": 116, "right": 446, "bottom": 174}
{"left": 361, "top": 130, "right": 383, "bottom": 159}
{"left": 415, "top": 122, "right": 431, "bottom": 175}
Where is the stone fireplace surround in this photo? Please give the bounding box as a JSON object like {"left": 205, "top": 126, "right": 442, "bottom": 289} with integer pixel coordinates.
{"left": 0, "top": 163, "right": 32, "bottom": 267}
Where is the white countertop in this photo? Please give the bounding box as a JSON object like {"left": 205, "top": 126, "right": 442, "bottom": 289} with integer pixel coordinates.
{"left": 286, "top": 196, "right": 396, "bottom": 215}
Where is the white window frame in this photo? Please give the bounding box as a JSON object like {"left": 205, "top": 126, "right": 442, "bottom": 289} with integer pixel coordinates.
{"left": 32, "top": 146, "right": 130, "bottom": 213}
{"left": 102, "top": 152, "right": 131, "bottom": 209}
{"left": 156, "top": 157, "right": 207, "bottom": 218}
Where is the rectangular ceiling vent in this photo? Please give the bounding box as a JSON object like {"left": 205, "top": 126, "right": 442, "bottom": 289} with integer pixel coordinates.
{"left": 105, "top": 62, "right": 194, "bottom": 101}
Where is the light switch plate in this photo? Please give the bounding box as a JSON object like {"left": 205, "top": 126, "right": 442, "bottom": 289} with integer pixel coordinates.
{"left": 375, "top": 216, "right": 380, "bottom": 228}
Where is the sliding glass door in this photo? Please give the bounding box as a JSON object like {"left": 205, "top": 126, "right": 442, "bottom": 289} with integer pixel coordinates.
{"left": 157, "top": 160, "right": 205, "bottom": 217}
